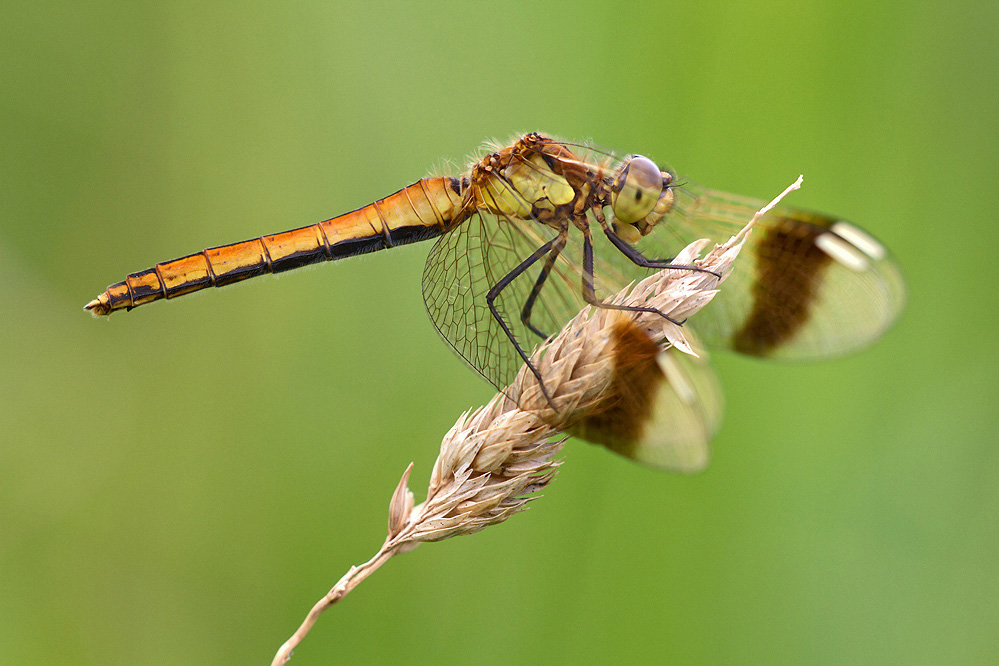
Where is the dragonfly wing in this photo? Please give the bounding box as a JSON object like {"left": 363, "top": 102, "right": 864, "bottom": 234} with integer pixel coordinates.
{"left": 422, "top": 210, "right": 724, "bottom": 470}
{"left": 569, "top": 320, "right": 722, "bottom": 473}
{"left": 422, "top": 210, "right": 591, "bottom": 389}
{"left": 602, "top": 181, "right": 907, "bottom": 361}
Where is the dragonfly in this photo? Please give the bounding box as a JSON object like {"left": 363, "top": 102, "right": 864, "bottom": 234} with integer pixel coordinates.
{"left": 86, "top": 132, "right": 905, "bottom": 472}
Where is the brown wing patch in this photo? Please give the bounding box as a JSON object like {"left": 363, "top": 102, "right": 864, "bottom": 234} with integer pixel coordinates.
{"left": 732, "top": 216, "right": 833, "bottom": 356}
{"left": 571, "top": 319, "right": 665, "bottom": 459}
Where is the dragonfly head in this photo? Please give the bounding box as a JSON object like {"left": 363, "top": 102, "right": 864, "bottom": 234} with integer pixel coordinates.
{"left": 610, "top": 155, "right": 674, "bottom": 242}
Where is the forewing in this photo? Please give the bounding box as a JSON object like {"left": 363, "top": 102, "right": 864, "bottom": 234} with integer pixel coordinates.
{"left": 595, "top": 181, "right": 906, "bottom": 361}
{"left": 569, "top": 321, "right": 722, "bottom": 473}
{"left": 422, "top": 210, "right": 591, "bottom": 389}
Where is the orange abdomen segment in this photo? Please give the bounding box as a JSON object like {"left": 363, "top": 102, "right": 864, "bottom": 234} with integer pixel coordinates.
{"left": 85, "top": 177, "right": 465, "bottom": 316}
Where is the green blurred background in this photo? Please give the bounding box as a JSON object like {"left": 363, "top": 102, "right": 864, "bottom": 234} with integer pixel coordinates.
{"left": 2, "top": 1, "right": 997, "bottom": 664}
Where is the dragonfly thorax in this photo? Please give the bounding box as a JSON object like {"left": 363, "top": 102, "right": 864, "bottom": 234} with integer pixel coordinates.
{"left": 469, "top": 136, "right": 676, "bottom": 242}
{"left": 479, "top": 153, "right": 575, "bottom": 220}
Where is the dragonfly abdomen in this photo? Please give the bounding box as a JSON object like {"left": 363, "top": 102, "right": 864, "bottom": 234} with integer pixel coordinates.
{"left": 85, "top": 177, "right": 465, "bottom": 316}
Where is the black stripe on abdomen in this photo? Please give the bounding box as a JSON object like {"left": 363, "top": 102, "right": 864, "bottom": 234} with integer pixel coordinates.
{"left": 126, "top": 268, "right": 164, "bottom": 300}
{"left": 269, "top": 248, "right": 332, "bottom": 273}
{"left": 329, "top": 223, "right": 445, "bottom": 259}
{"left": 213, "top": 263, "right": 268, "bottom": 287}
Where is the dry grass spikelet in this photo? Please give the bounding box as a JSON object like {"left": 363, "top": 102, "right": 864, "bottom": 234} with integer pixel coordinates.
{"left": 385, "top": 233, "right": 747, "bottom": 547}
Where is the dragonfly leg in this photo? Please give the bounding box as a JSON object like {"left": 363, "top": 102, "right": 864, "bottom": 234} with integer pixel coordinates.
{"left": 593, "top": 207, "right": 722, "bottom": 279}
{"left": 519, "top": 228, "right": 568, "bottom": 340}
{"left": 487, "top": 236, "right": 561, "bottom": 409}
{"left": 581, "top": 227, "right": 686, "bottom": 327}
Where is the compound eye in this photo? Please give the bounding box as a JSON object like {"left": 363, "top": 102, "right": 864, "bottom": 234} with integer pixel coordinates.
{"left": 612, "top": 156, "right": 663, "bottom": 224}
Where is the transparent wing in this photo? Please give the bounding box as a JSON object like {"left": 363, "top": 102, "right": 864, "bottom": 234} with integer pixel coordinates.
{"left": 421, "top": 208, "right": 725, "bottom": 468}
{"left": 422, "top": 210, "right": 591, "bottom": 389}
{"left": 422, "top": 140, "right": 903, "bottom": 470}
{"left": 591, "top": 180, "right": 906, "bottom": 361}
{"left": 569, "top": 322, "right": 723, "bottom": 473}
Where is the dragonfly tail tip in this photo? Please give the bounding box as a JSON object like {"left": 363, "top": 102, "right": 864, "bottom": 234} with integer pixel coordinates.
{"left": 84, "top": 297, "right": 110, "bottom": 317}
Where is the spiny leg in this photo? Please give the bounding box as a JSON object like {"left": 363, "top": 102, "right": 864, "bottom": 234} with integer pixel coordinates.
{"left": 593, "top": 206, "right": 722, "bottom": 278}
{"left": 580, "top": 226, "right": 686, "bottom": 327}
{"left": 519, "top": 228, "right": 568, "bottom": 340}
{"left": 486, "top": 236, "right": 561, "bottom": 408}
